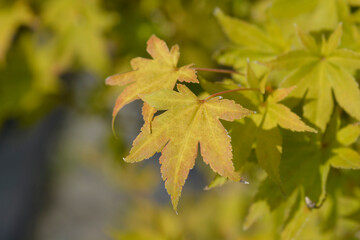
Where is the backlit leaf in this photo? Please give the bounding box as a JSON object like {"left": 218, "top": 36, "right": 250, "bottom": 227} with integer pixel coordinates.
{"left": 330, "top": 148, "right": 360, "bottom": 169}
{"left": 252, "top": 85, "right": 316, "bottom": 187}
{"left": 125, "top": 84, "right": 253, "bottom": 210}
{"left": 267, "top": 103, "right": 317, "bottom": 133}
{"left": 106, "top": 35, "right": 197, "bottom": 131}
{"left": 336, "top": 123, "right": 360, "bottom": 146}
{"left": 214, "top": 8, "right": 288, "bottom": 68}
{"left": 266, "top": 24, "right": 360, "bottom": 131}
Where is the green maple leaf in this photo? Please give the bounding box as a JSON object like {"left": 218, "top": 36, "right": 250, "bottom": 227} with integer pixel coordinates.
{"left": 266, "top": 24, "right": 360, "bottom": 131}
{"left": 245, "top": 111, "right": 360, "bottom": 231}
{"left": 214, "top": 8, "right": 289, "bottom": 69}
{"left": 243, "top": 130, "right": 328, "bottom": 232}
{"left": 252, "top": 86, "right": 317, "bottom": 188}
{"left": 201, "top": 63, "right": 316, "bottom": 189}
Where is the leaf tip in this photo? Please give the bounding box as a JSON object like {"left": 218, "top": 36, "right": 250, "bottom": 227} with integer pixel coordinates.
{"left": 309, "top": 128, "right": 318, "bottom": 133}
{"left": 105, "top": 74, "right": 119, "bottom": 86}
{"left": 171, "top": 197, "right": 180, "bottom": 213}
{"left": 147, "top": 33, "right": 159, "bottom": 43}
{"left": 303, "top": 123, "right": 318, "bottom": 133}
{"left": 122, "top": 156, "right": 133, "bottom": 163}
{"left": 105, "top": 75, "right": 112, "bottom": 85}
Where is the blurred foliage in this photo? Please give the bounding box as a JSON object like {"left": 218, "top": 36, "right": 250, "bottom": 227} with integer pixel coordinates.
{"left": 1, "top": 0, "right": 360, "bottom": 240}
{"left": 111, "top": 184, "right": 360, "bottom": 240}
{"left": 0, "top": 0, "right": 239, "bottom": 125}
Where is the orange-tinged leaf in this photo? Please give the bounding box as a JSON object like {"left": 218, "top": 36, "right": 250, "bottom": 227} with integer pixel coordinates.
{"left": 106, "top": 35, "right": 198, "bottom": 131}
{"left": 125, "top": 84, "right": 253, "bottom": 210}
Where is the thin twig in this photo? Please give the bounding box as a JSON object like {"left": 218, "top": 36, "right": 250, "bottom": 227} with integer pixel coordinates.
{"left": 194, "top": 67, "right": 244, "bottom": 75}
{"left": 203, "top": 87, "right": 260, "bottom": 101}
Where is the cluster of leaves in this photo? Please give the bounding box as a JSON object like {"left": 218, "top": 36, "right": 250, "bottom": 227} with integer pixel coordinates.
{"left": 108, "top": 0, "right": 360, "bottom": 238}
{"left": 211, "top": 2, "right": 360, "bottom": 238}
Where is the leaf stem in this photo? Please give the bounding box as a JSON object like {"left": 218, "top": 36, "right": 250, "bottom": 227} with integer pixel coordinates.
{"left": 203, "top": 87, "right": 260, "bottom": 101}
{"left": 194, "top": 67, "right": 244, "bottom": 75}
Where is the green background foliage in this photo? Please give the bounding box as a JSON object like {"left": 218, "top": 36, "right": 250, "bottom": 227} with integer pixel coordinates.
{"left": 1, "top": 0, "right": 360, "bottom": 239}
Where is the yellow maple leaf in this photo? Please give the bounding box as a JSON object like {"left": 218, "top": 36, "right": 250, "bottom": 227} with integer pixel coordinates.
{"left": 124, "top": 84, "right": 254, "bottom": 210}
{"left": 106, "top": 35, "right": 198, "bottom": 131}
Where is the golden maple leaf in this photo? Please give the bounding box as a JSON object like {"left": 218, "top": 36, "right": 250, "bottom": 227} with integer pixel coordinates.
{"left": 106, "top": 35, "right": 198, "bottom": 131}
{"left": 124, "top": 84, "right": 254, "bottom": 210}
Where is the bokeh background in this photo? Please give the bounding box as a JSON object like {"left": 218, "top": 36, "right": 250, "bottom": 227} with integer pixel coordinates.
{"left": 3, "top": 0, "right": 360, "bottom": 239}
{"left": 0, "top": 0, "right": 264, "bottom": 240}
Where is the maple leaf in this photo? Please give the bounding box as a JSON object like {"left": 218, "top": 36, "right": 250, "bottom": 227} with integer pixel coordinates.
{"left": 201, "top": 63, "right": 316, "bottom": 189}
{"left": 214, "top": 8, "right": 289, "bottom": 69}
{"left": 251, "top": 86, "right": 317, "bottom": 188}
{"left": 245, "top": 112, "right": 360, "bottom": 231}
{"left": 243, "top": 130, "right": 328, "bottom": 231}
{"left": 266, "top": 24, "right": 360, "bottom": 131}
{"left": 106, "top": 35, "right": 197, "bottom": 132}
{"left": 123, "top": 84, "right": 253, "bottom": 210}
